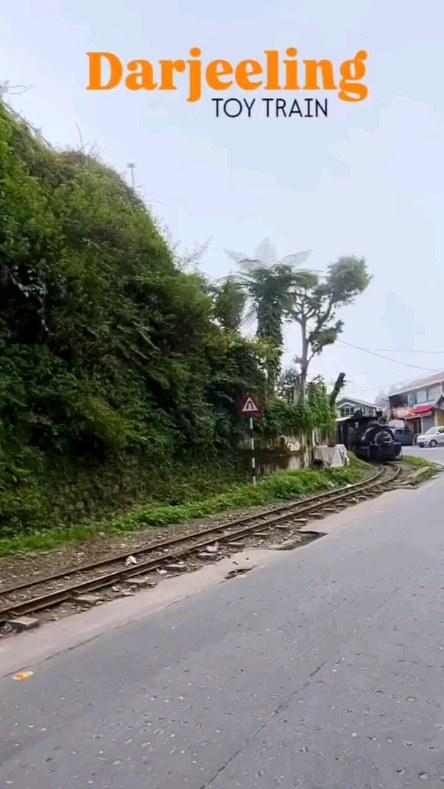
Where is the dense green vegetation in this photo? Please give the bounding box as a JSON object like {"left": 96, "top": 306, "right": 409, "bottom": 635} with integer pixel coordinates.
{"left": 0, "top": 101, "right": 270, "bottom": 535}
{"left": 0, "top": 101, "right": 362, "bottom": 542}
{"left": 0, "top": 456, "right": 370, "bottom": 556}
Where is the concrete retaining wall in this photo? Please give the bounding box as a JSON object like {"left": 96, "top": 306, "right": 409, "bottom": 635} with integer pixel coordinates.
{"left": 241, "top": 434, "right": 312, "bottom": 476}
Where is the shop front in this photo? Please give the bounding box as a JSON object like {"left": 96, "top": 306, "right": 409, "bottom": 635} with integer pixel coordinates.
{"left": 412, "top": 404, "right": 435, "bottom": 433}
{"left": 391, "top": 402, "right": 444, "bottom": 436}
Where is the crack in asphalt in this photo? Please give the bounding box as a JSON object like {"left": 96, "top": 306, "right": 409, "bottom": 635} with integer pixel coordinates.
{"left": 199, "top": 582, "right": 403, "bottom": 788}
{"left": 199, "top": 660, "right": 327, "bottom": 789}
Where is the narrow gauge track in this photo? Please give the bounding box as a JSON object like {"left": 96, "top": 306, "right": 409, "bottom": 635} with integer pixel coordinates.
{"left": 0, "top": 464, "right": 401, "bottom": 623}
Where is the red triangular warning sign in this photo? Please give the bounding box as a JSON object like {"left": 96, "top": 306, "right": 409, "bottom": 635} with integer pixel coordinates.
{"left": 241, "top": 394, "right": 260, "bottom": 416}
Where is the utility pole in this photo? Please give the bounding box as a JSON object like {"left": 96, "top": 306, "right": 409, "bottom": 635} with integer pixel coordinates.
{"left": 127, "top": 162, "right": 136, "bottom": 190}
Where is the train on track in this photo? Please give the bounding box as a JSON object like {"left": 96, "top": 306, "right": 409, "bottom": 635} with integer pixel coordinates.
{"left": 337, "top": 410, "right": 402, "bottom": 462}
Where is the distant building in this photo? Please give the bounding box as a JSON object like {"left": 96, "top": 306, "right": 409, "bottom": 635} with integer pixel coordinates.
{"left": 336, "top": 397, "right": 378, "bottom": 419}
{"left": 388, "top": 371, "right": 444, "bottom": 435}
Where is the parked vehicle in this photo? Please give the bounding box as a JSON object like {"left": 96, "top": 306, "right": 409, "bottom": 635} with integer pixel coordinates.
{"left": 416, "top": 426, "right": 444, "bottom": 447}
{"left": 392, "top": 427, "right": 414, "bottom": 446}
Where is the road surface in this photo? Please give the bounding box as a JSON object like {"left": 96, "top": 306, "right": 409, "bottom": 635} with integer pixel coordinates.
{"left": 1, "top": 475, "right": 443, "bottom": 788}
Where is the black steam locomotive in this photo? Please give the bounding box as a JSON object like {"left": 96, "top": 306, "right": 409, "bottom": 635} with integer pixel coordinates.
{"left": 337, "top": 409, "right": 401, "bottom": 462}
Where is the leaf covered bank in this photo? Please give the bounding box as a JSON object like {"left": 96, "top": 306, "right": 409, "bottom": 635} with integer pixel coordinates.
{"left": 0, "top": 102, "right": 266, "bottom": 534}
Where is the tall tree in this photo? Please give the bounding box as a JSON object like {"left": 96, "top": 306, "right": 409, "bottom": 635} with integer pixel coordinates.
{"left": 212, "top": 277, "right": 246, "bottom": 331}
{"left": 226, "top": 239, "right": 312, "bottom": 390}
{"left": 278, "top": 366, "right": 301, "bottom": 404}
{"left": 329, "top": 372, "right": 347, "bottom": 407}
{"left": 288, "top": 257, "right": 370, "bottom": 404}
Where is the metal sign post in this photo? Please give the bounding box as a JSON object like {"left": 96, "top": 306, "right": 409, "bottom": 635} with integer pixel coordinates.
{"left": 241, "top": 394, "right": 261, "bottom": 486}
{"left": 249, "top": 415, "right": 256, "bottom": 485}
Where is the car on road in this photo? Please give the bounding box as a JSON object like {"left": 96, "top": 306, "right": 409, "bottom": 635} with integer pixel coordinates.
{"left": 392, "top": 427, "right": 414, "bottom": 446}
{"left": 416, "top": 425, "right": 444, "bottom": 447}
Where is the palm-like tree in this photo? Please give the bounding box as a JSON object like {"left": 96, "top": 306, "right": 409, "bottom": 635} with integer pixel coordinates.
{"left": 225, "top": 240, "right": 313, "bottom": 390}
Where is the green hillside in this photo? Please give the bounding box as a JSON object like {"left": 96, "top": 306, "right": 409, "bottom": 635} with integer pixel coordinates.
{"left": 0, "top": 102, "right": 266, "bottom": 535}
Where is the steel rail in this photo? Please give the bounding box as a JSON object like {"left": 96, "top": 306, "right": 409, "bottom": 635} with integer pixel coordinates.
{"left": 0, "top": 465, "right": 400, "bottom": 622}
{"left": 0, "top": 468, "right": 383, "bottom": 596}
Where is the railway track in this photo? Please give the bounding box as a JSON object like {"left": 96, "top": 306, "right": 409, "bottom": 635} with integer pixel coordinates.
{"left": 0, "top": 464, "right": 401, "bottom": 626}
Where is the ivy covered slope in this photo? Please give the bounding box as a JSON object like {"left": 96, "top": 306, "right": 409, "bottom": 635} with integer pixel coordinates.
{"left": 0, "top": 102, "right": 267, "bottom": 535}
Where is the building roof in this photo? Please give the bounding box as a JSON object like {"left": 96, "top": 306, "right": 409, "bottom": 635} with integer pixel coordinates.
{"left": 336, "top": 396, "right": 377, "bottom": 408}
{"left": 389, "top": 370, "right": 444, "bottom": 396}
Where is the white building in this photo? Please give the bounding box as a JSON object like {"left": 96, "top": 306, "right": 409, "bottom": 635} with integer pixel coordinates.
{"left": 336, "top": 397, "right": 378, "bottom": 419}
{"left": 388, "top": 371, "right": 444, "bottom": 435}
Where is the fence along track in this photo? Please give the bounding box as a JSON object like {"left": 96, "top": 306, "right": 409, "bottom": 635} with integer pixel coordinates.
{"left": 0, "top": 465, "right": 400, "bottom": 622}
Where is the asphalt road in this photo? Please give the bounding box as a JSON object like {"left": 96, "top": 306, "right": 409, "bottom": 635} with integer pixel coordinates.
{"left": 1, "top": 477, "right": 443, "bottom": 788}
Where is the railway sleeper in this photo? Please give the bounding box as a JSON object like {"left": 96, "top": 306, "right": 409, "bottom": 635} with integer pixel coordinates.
{"left": 0, "top": 468, "right": 400, "bottom": 626}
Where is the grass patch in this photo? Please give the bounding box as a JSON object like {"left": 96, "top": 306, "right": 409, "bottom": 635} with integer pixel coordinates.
{"left": 401, "top": 454, "right": 435, "bottom": 468}
{"left": 401, "top": 452, "right": 440, "bottom": 486}
{"left": 0, "top": 456, "right": 371, "bottom": 557}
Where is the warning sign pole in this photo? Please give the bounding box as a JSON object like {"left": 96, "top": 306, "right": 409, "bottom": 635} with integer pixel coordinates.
{"left": 241, "top": 394, "right": 260, "bottom": 486}
{"left": 249, "top": 416, "right": 256, "bottom": 486}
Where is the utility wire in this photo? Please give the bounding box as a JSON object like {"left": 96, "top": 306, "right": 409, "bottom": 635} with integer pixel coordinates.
{"left": 368, "top": 348, "right": 444, "bottom": 355}
{"left": 337, "top": 340, "right": 440, "bottom": 373}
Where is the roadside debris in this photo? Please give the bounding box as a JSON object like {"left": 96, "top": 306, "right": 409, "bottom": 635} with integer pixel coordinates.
{"left": 125, "top": 577, "right": 154, "bottom": 587}
{"left": 12, "top": 670, "right": 34, "bottom": 681}
{"left": 75, "top": 595, "right": 101, "bottom": 606}
{"left": 9, "top": 617, "right": 39, "bottom": 631}
{"left": 225, "top": 566, "right": 255, "bottom": 580}
{"left": 206, "top": 543, "right": 219, "bottom": 553}
{"left": 166, "top": 563, "right": 188, "bottom": 572}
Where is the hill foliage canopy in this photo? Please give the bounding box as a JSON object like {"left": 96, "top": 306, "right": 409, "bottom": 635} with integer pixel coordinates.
{"left": 0, "top": 102, "right": 269, "bottom": 533}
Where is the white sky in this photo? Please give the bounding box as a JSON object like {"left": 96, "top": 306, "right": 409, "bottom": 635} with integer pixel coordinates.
{"left": 2, "top": 0, "right": 443, "bottom": 401}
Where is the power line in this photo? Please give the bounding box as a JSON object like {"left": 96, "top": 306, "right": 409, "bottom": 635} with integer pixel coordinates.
{"left": 337, "top": 340, "right": 440, "bottom": 373}
{"left": 358, "top": 347, "right": 444, "bottom": 355}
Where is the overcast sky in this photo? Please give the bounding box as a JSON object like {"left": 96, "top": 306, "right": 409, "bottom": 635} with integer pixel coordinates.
{"left": 2, "top": 0, "right": 443, "bottom": 401}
